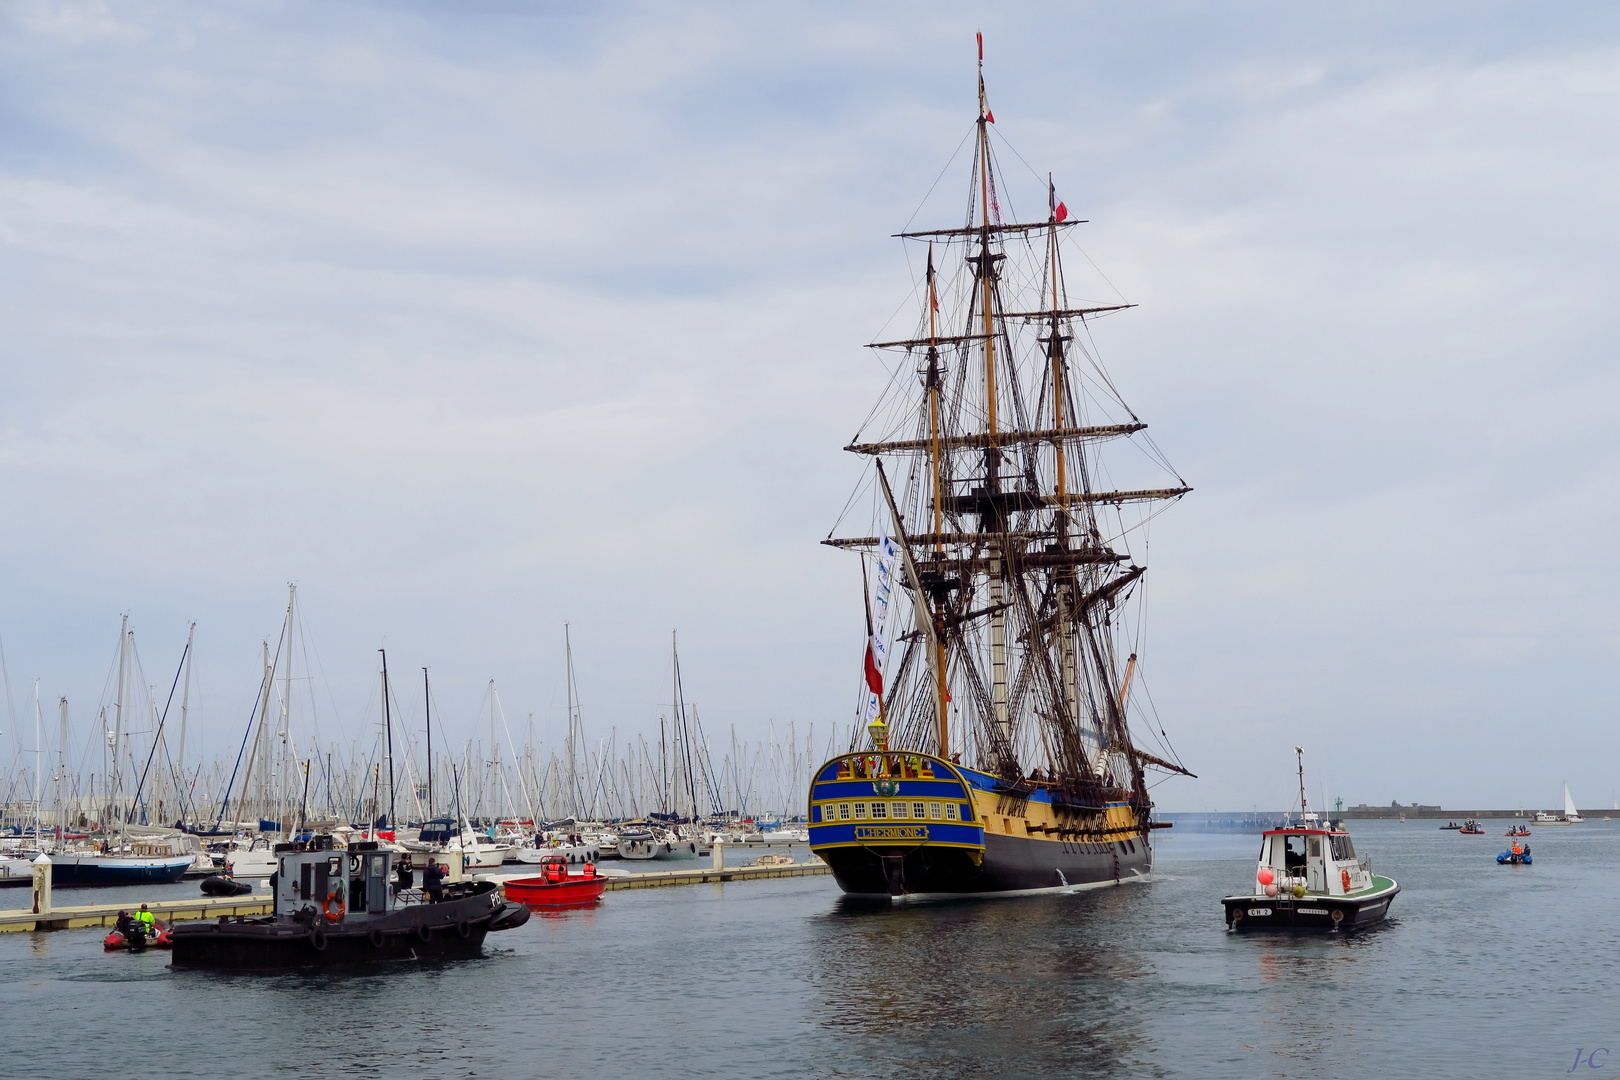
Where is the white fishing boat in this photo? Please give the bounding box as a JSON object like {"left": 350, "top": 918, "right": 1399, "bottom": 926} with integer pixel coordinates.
{"left": 1222, "top": 749, "right": 1399, "bottom": 932}
{"left": 1533, "top": 784, "right": 1583, "bottom": 825}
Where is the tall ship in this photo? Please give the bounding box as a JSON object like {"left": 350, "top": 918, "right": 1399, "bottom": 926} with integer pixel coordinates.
{"left": 807, "top": 40, "right": 1193, "bottom": 898}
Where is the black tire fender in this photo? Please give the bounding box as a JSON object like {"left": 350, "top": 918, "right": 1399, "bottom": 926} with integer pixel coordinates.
{"left": 416, "top": 923, "right": 432, "bottom": 942}
{"left": 310, "top": 927, "right": 328, "bottom": 951}
{"left": 369, "top": 927, "right": 385, "bottom": 948}
{"left": 456, "top": 920, "right": 472, "bottom": 939}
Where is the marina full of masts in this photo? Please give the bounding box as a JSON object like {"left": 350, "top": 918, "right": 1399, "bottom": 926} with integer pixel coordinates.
{"left": 0, "top": 589, "right": 829, "bottom": 871}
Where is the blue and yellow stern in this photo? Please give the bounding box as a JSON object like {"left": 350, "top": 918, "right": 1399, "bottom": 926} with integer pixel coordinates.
{"left": 808, "top": 752, "right": 1152, "bottom": 898}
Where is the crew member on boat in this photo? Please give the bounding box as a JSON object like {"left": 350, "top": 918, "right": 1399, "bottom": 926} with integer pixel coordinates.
{"left": 115, "top": 910, "right": 144, "bottom": 947}
{"left": 135, "top": 904, "right": 156, "bottom": 937}
{"left": 393, "top": 855, "right": 414, "bottom": 896}
{"left": 422, "top": 859, "right": 445, "bottom": 903}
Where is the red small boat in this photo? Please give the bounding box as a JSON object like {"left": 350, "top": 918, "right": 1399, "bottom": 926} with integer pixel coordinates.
{"left": 502, "top": 856, "right": 607, "bottom": 908}
{"left": 104, "top": 924, "right": 172, "bottom": 951}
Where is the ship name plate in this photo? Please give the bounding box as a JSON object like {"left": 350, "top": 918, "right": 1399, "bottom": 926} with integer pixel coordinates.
{"left": 853, "top": 825, "right": 929, "bottom": 842}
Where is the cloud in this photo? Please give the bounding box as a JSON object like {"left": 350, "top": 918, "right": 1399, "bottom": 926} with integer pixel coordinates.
{"left": 0, "top": 2, "right": 1616, "bottom": 813}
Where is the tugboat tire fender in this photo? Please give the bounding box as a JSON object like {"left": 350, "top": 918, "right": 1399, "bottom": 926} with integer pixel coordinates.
{"left": 416, "top": 924, "right": 432, "bottom": 942}
{"left": 369, "top": 927, "right": 385, "bottom": 948}
{"left": 310, "top": 927, "right": 328, "bottom": 951}
{"left": 456, "top": 920, "right": 472, "bottom": 939}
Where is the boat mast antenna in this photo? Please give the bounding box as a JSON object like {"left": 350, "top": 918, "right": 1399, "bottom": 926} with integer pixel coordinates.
{"left": 1295, "top": 746, "right": 1309, "bottom": 817}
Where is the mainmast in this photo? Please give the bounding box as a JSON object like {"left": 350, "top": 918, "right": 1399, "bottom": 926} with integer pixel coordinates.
{"left": 975, "top": 35, "right": 1012, "bottom": 770}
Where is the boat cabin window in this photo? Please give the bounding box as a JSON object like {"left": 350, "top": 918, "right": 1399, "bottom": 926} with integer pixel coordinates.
{"left": 945, "top": 803, "right": 958, "bottom": 821}
{"left": 870, "top": 803, "right": 888, "bottom": 819}
{"left": 913, "top": 802, "right": 926, "bottom": 819}
{"left": 929, "top": 803, "right": 942, "bottom": 820}
{"left": 418, "top": 820, "right": 457, "bottom": 845}
{"left": 853, "top": 803, "right": 867, "bottom": 820}
{"left": 838, "top": 803, "right": 851, "bottom": 820}
{"left": 1330, "top": 835, "right": 1355, "bottom": 860}
{"left": 1283, "top": 835, "right": 1308, "bottom": 870}
{"left": 1306, "top": 837, "right": 1321, "bottom": 860}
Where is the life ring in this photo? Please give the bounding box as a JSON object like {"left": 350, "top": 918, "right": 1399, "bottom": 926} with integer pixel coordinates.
{"left": 369, "top": 927, "right": 385, "bottom": 948}
{"left": 455, "top": 920, "right": 471, "bottom": 939}
{"left": 1341, "top": 869, "right": 1351, "bottom": 892}
{"left": 310, "top": 926, "right": 328, "bottom": 951}
{"left": 416, "top": 923, "right": 432, "bottom": 942}
{"left": 322, "top": 892, "right": 345, "bottom": 922}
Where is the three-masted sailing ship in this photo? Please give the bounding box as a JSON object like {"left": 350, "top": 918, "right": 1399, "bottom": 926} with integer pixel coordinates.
{"left": 807, "top": 41, "right": 1193, "bottom": 898}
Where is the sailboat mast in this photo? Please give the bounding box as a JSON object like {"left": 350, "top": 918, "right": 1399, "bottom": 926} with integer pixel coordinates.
{"left": 423, "top": 668, "right": 433, "bottom": 819}
{"left": 280, "top": 586, "right": 295, "bottom": 833}
{"left": 176, "top": 621, "right": 194, "bottom": 821}
{"left": 976, "top": 43, "right": 1011, "bottom": 766}
{"left": 924, "top": 245, "right": 950, "bottom": 757}
{"left": 112, "top": 614, "right": 127, "bottom": 828}
{"left": 565, "top": 624, "right": 580, "bottom": 819}
{"left": 380, "top": 648, "right": 395, "bottom": 830}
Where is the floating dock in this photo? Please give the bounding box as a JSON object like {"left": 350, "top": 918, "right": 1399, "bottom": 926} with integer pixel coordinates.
{"left": 0, "top": 860, "right": 831, "bottom": 932}
{"left": 598, "top": 861, "right": 829, "bottom": 891}
{"left": 0, "top": 894, "right": 272, "bottom": 933}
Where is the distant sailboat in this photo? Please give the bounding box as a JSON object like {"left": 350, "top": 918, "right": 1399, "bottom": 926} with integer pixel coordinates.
{"left": 1532, "top": 784, "right": 1583, "bottom": 825}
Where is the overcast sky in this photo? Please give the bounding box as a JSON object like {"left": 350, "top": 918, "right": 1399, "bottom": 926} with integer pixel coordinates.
{"left": 1, "top": 1, "right": 1616, "bottom": 812}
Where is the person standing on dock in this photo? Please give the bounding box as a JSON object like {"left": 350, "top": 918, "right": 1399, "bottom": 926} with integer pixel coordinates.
{"left": 422, "top": 859, "right": 444, "bottom": 903}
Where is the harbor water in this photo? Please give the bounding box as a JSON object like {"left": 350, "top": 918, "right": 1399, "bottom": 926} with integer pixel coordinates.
{"left": 0, "top": 820, "right": 1612, "bottom": 1078}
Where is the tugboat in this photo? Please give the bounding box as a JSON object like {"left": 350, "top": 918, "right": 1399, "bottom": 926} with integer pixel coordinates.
{"left": 168, "top": 835, "right": 529, "bottom": 969}
{"left": 500, "top": 855, "right": 608, "bottom": 908}
{"left": 1222, "top": 748, "right": 1399, "bottom": 932}
{"left": 1457, "top": 819, "right": 1484, "bottom": 834}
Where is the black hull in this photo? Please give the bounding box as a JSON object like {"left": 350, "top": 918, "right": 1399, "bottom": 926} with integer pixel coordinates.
{"left": 49, "top": 860, "right": 191, "bottom": 886}
{"left": 824, "top": 830, "right": 1151, "bottom": 897}
{"left": 170, "top": 892, "right": 529, "bottom": 970}
{"left": 1222, "top": 885, "right": 1398, "bottom": 932}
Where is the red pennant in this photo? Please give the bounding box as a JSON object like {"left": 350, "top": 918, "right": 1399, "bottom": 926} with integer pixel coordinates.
{"left": 864, "top": 638, "right": 883, "bottom": 695}
{"left": 976, "top": 31, "right": 982, "bottom": 61}
{"left": 984, "top": 109, "right": 995, "bottom": 124}
{"left": 1054, "top": 202, "right": 1068, "bottom": 223}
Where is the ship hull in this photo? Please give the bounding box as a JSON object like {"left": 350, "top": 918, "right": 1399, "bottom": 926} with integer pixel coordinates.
{"left": 48, "top": 854, "right": 192, "bottom": 886}
{"left": 169, "top": 889, "right": 530, "bottom": 969}
{"left": 1221, "top": 877, "right": 1399, "bottom": 932}
{"left": 821, "top": 829, "right": 1150, "bottom": 898}
{"left": 809, "top": 752, "right": 1152, "bottom": 899}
